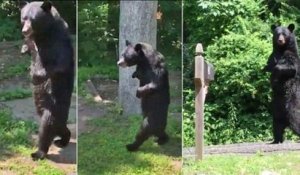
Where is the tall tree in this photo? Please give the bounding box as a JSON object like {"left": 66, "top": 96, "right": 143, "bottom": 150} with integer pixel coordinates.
{"left": 118, "top": 1, "right": 158, "bottom": 115}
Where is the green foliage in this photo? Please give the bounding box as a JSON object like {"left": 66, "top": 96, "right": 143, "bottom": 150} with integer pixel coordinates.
{"left": 0, "top": 18, "right": 21, "bottom": 41}
{"left": 183, "top": 152, "right": 300, "bottom": 175}
{"left": 0, "top": 56, "right": 30, "bottom": 81}
{"left": 0, "top": 108, "right": 36, "bottom": 151}
{"left": 184, "top": 0, "right": 267, "bottom": 46}
{"left": 158, "top": 1, "right": 182, "bottom": 71}
{"left": 0, "top": 108, "right": 64, "bottom": 174}
{"left": 184, "top": 0, "right": 300, "bottom": 146}
{"left": 0, "top": 88, "right": 32, "bottom": 101}
{"left": 0, "top": 1, "right": 21, "bottom": 41}
{"left": 78, "top": 1, "right": 118, "bottom": 67}
{"left": 78, "top": 65, "right": 118, "bottom": 96}
{"left": 32, "top": 161, "right": 65, "bottom": 175}
{"left": 183, "top": 89, "right": 195, "bottom": 146}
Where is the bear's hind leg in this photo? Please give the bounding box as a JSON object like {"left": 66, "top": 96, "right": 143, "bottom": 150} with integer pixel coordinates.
{"left": 54, "top": 126, "right": 71, "bottom": 148}
{"left": 126, "top": 118, "right": 151, "bottom": 152}
{"left": 31, "top": 110, "right": 55, "bottom": 160}
{"left": 271, "top": 118, "right": 288, "bottom": 144}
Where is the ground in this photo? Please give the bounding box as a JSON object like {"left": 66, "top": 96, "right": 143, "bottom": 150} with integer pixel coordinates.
{"left": 183, "top": 141, "right": 300, "bottom": 174}
{"left": 78, "top": 69, "right": 182, "bottom": 175}
{"left": 183, "top": 151, "right": 300, "bottom": 175}
{"left": 0, "top": 41, "right": 76, "bottom": 175}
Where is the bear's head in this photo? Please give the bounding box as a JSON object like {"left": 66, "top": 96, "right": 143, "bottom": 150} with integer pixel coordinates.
{"left": 20, "top": 1, "right": 56, "bottom": 38}
{"left": 271, "top": 23, "right": 295, "bottom": 49}
{"left": 117, "top": 40, "right": 144, "bottom": 67}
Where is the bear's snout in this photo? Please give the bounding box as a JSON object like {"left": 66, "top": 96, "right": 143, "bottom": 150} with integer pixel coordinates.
{"left": 277, "top": 35, "right": 286, "bottom": 45}
{"left": 22, "top": 20, "right": 33, "bottom": 37}
{"left": 117, "top": 57, "right": 127, "bottom": 67}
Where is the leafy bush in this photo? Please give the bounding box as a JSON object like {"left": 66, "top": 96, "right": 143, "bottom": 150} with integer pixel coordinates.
{"left": 184, "top": 0, "right": 267, "bottom": 46}
{"left": 78, "top": 2, "right": 118, "bottom": 67}
{"left": 0, "top": 1, "right": 21, "bottom": 41}
{"left": 183, "top": 0, "right": 300, "bottom": 147}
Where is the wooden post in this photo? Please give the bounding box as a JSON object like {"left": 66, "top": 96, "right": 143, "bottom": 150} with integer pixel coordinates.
{"left": 194, "top": 43, "right": 205, "bottom": 160}
{"left": 194, "top": 43, "right": 215, "bottom": 160}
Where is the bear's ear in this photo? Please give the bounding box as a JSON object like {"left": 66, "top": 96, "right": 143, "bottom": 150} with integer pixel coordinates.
{"left": 134, "top": 43, "right": 142, "bottom": 52}
{"left": 125, "top": 40, "right": 132, "bottom": 46}
{"left": 288, "top": 23, "right": 295, "bottom": 32}
{"left": 41, "top": 1, "right": 52, "bottom": 12}
{"left": 271, "top": 24, "right": 277, "bottom": 31}
{"left": 19, "top": 1, "right": 28, "bottom": 10}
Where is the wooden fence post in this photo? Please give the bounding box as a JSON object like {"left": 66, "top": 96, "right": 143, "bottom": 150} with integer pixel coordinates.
{"left": 194, "top": 43, "right": 215, "bottom": 160}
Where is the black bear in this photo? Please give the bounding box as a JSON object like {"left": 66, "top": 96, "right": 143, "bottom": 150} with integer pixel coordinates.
{"left": 117, "top": 40, "right": 170, "bottom": 151}
{"left": 264, "top": 24, "right": 300, "bottom": 143}
{"left": 20, "top": 1, "right": 74, "bottom": 159}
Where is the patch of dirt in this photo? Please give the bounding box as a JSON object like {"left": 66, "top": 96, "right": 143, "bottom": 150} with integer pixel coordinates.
{"left": 0, "top": 75, "right": 30, "bottom": 91}
{"left": 0, "top": 41, "right": 23, "bottom": 63}
{"left": 89, "top": 77, "right": 118, "bottom": 101}
{"left": 183, "top": 141, "right": 300, "bottom": 157}
{"left": 172, "top": 160, "right": 182, "bottom": 173}
{"left": 78, "top": 77, "right": 118, "bottom": 134}
{"left": 78, "top": 98, "right": 109, "bottom": 134}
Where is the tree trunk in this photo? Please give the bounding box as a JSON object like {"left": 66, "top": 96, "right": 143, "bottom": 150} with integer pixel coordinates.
{"left": 119, "top": 1, "right": 158, "bottom": 115}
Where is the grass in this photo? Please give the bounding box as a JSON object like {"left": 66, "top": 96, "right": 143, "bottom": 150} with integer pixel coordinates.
{"left": 78, "top": 103, "right": 182, "bottom": 175}
{"left": 0, "top": 88, "right": 32, "bottom": 101}
{"left": 0, "top": 108, "right": 36, "bottom": 152}
{"left": 0, "top": 56, "right": 30, "bottom": 81}
{"left": 0, "top": 157, "right": 65, "bottom": 175}
{"left": 183, "top": 152, "right": 300, "bottom": 175}
{"left": 78, "top": 64, "right": 118, "bottom": 96}
{"left": 0, "top": 108, "right": 66, "bottom": 175}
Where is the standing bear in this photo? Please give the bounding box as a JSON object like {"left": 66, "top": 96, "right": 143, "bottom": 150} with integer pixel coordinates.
{"left": 20, "top": 1, "right": 74, "bottom": 159}
{"left": 117, "top": 40, "right": 170, "bottom": 151}
{"left": 264, "top": 24, "right": 300, "bottom": 143}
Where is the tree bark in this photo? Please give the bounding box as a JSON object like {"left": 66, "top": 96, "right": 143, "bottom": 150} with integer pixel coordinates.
{"left": 119, "top": 1, "right": 158, "bottom": 115}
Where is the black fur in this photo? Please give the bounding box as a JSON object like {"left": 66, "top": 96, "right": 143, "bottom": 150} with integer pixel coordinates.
{"left": 20, "top": 1, "right": 74, "bottom": 160}
{"left": 264, "top": 24, "right": 300, "bottom": 143}
{"left": 118, "top": 41, "right": 170, "bottom": 151}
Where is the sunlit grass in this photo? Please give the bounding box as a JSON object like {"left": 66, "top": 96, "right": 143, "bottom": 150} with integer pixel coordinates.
{"left": 183, "top": 152, "right": 300, "bottom": 175}
{"left": 78, "top": 104, "right": 182, "bottom": 175}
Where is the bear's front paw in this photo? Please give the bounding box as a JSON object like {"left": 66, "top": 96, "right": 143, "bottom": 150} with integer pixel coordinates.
{"left": 126, "top": 143, "right": 139, "bottom": 152}
{"left": 136, "top": 88, "right": 143, "bottom": 98}
{"left": 35, "top": 68, "right": 47, "bottom": 77}
{"left": 31, "top": 150, "right": 46, "bottom": 160}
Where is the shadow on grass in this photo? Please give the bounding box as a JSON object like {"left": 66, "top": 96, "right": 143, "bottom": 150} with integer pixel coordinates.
{"left": 138, "top": 135, "right": 182, "bottom": 158}
{"left": 78, "top": 114, "right": 182, "bottom": 174}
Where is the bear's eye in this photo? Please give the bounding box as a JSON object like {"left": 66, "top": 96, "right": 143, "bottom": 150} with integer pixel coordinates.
{"left": 22, "top": 16, "right": 28, "bottom": 22}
